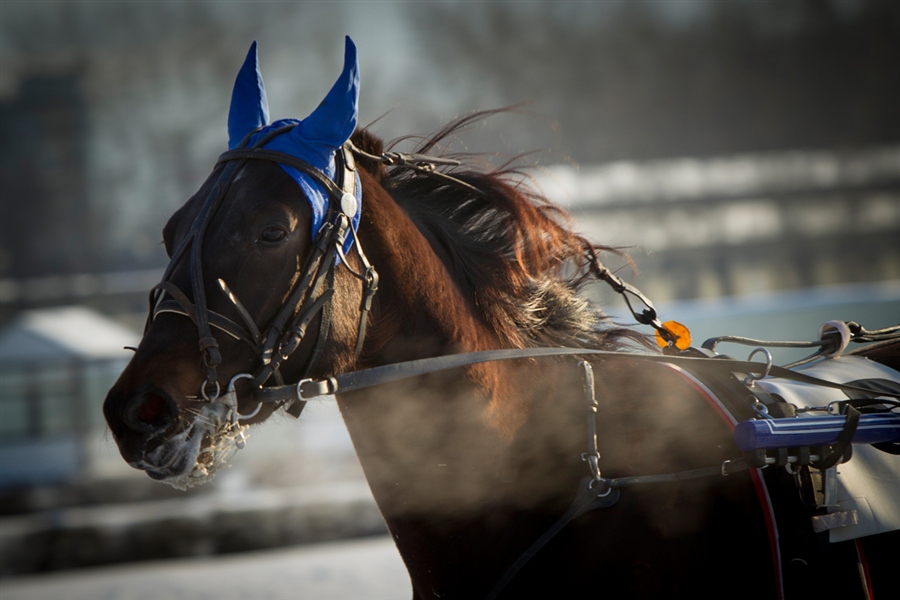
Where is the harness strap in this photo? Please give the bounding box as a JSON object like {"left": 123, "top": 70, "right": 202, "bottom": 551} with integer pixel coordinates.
{"left": 150, "top": 282, "right": 258, "bottom": 348}
{"left": 253, "top": 346, "right": 900, "bottom": 406}
{"left": 190, "top": 160, "right": 252, "bottom": 395}
{"left": 485, "top": 458, "right": 752, "bottom": 600}
{"left": 151, "top": 281, "right": 198, "bottom": 324}
{"left": 485, "top": 478, "right": 620, "bottom": 600}
{"left": 301, "top": 268, "right": 336, "bottom": 378}
{"left": 256, "top": 221, "right": 335, "bottom": 372}
{"left": 217, "top": 278, "right": 263, "bottom": 345}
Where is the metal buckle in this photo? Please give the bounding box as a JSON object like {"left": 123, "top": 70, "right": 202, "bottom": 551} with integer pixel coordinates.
{"left": 296, "top": 377, "right": 336, "bottom": 400}
{"left": 581, "top": 452, "right": 602, "bottom": 482}
{"left": 296, "top": 378, "right": 314, "bottom": 401}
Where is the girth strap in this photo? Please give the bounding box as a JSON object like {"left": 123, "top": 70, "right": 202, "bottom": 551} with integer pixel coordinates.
{"left": 485, "top": 461, "right": 752, "bottom": 600}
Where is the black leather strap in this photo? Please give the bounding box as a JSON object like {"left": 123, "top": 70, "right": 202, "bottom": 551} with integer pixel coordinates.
{"left": 813, "top": 405, "right": 861, "bottom": 469}
{"left": 253, "top": 346, "right": 900, "bottom": 405}
{"left": 218, "top": 148, "right": 347, "bottom": 201}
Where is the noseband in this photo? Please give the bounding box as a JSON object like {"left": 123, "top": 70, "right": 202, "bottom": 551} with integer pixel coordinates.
{"left": 146, "top": 123, "right": 378, "bottom": 418}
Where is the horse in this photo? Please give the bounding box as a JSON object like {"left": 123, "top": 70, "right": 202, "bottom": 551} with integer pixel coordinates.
{"left": 103, "top": 38, "right": 899, "bottom": 599}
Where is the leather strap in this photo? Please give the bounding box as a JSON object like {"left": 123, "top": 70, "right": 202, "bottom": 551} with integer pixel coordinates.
{"left": 253, "top": 346, "right": 900, "bottom": 405}
{"left": 218, "top": 148, "right": 347, "bottom": 201}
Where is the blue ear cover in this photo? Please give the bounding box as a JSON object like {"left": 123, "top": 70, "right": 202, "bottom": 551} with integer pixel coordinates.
{"left": 293, "top": 36, "right": 359, "bottom": 155}
{"left": 225, "top": 37, "right": 361, "bottom": 249}
{"left": 227, "top": 41, "right": 269, "bottom": 150}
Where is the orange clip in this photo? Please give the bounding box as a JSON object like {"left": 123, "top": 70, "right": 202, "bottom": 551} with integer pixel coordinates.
{"left": 655, "top": 320, "right": 691, "bottom": 350}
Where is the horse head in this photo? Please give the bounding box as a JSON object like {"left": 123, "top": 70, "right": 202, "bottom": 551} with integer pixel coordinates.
{"left": 103, "top": 38, "right": 370, "bottom": 489}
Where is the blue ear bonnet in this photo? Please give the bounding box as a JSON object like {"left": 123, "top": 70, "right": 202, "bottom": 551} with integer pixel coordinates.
{"left": 227, "top": 37, "right": 361, "bottom": 249}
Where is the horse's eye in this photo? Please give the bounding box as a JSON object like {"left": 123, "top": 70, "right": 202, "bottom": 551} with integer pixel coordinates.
{"left": 258, "top": 227, "right": 288, "bottom": 245}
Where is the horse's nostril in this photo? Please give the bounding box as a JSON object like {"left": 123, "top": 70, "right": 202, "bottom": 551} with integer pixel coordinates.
{"left": 139, "top": 393, "right": 168, "bottom": 425}
{"left": 116, "top": 390, "right": 174, "bottom": 433}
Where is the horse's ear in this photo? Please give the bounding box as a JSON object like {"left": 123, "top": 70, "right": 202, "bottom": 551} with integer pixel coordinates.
{"left": 294, "top": 36, "right": 359, "bottom": 147}
{"left": 228, "top": 41, "right": 270, "bottom": 149}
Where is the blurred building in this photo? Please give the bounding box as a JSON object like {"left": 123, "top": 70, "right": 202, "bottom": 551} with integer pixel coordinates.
{"left": 538, "top": 145, "right": 900, "bottom": 302}
{"left": 0, "top": 306, "right": 138, "bottom": 488}
{"left": 0, "top": 74, "right": 89, "bottom": 280}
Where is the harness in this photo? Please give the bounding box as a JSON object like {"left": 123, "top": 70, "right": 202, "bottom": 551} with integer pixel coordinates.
{"left": 248, "top": 340, "right": 898, "bottom": 599}
{"left": 147, "top": 128, "right": 900, "bottom": 599}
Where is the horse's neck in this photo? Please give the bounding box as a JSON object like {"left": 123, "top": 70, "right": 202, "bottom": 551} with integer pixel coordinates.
{"left": 355, "top": 174, "right": 502, "bottom": 363}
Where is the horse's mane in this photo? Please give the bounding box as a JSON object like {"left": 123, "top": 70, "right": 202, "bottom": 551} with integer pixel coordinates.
{"left": 352, "top": 111, "right": 652, "bottom": 354}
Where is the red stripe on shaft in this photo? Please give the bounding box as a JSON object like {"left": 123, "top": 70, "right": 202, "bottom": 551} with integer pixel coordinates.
{"left": 855, "top": 539, "right": 874, "bottom": 600}
{"left": 661, "top": 363, "right": 785, "bottom": 600}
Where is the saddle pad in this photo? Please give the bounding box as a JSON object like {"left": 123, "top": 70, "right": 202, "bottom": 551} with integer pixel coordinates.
{"left": 756, "top": 355, "right": 900, "bottom": 542}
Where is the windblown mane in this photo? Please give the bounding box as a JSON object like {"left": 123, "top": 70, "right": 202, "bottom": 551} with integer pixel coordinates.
{"left": 353, "top": 111, "right": 651, "bottom": 353}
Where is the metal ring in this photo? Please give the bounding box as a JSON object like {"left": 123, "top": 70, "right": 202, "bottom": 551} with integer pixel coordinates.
{"left": 201, "top": 379, "right": 221, "bottom": 402}
{"left": 227, "top": 373, "right": 262, "bottom": 421}
{"left": 743, "top": 347, "right": 773, "bottom": 386}
{"left": 236, "top": 402, "right": 263, "bottom": 421}
{"left": 588, "top": 478, "right": 613, "bottom": 497}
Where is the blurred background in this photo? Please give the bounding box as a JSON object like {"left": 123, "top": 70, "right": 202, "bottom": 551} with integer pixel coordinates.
{"left": 1, "top": 1, "right": 898, "bottom": 597}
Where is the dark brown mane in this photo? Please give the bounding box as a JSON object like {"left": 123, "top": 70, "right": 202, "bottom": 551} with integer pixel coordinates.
{"left": 352, "top": 113, "right": 651, "bottom": 354}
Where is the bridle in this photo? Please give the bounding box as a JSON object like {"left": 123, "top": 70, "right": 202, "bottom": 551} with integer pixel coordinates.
{"left": 145, "top": 123, "right": 378, "bottom": 419}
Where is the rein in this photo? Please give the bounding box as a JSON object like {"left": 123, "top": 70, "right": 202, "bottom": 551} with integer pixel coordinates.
{"left": 253, "top": 345, "right": 899, "bottom": 407}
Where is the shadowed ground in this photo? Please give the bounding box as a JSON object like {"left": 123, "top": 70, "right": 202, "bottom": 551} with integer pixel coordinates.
{"left": 1, "top": 535, "right": 410, "bottom": 600}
